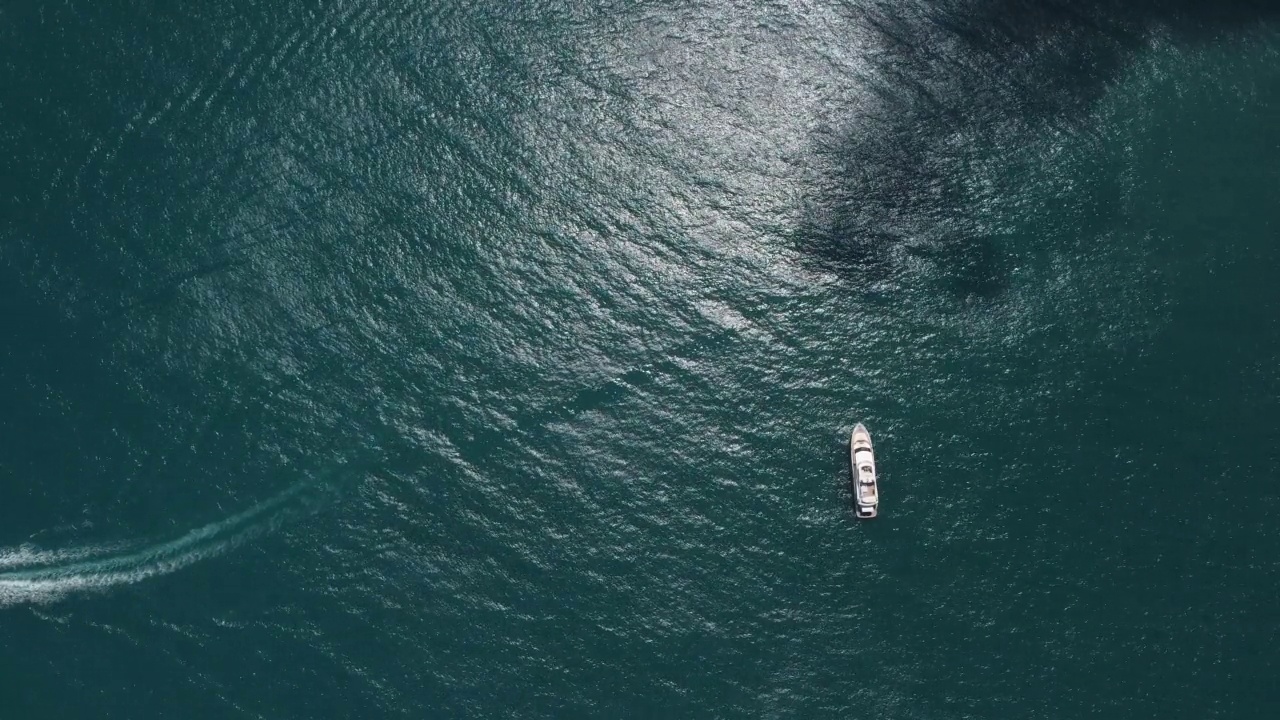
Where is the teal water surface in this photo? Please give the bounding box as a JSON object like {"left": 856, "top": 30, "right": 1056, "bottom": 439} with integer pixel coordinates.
{"left": 2, "top": 1, "right": 1279, "bottom": 717}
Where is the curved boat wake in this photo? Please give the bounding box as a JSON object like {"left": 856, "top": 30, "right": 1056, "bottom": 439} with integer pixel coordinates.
{"left": 0, "top": 481, "right": 321, "bottom": 607}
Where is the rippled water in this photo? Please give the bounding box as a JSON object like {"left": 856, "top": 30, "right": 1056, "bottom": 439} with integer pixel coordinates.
{"left": 3, "top": 1, "right": 1279, "bottom": 717}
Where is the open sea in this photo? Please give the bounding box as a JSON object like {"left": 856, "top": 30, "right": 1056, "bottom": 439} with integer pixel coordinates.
{"left": 2, "top": 1, "right": 1279, "bottom": 717}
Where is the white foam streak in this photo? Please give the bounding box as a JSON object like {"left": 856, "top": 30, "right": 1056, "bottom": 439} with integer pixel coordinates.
{"left": 0, "top": 484, "right": 310, "bottom": 606}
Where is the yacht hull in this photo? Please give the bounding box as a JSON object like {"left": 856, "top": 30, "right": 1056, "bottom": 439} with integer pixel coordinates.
{"left": 850, "top": 423, "right": 878, "bottom": 518}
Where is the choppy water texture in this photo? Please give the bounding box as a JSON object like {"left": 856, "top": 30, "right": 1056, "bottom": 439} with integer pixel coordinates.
{"left": 2, "top": 1, "right": 1279, "bottom": 717}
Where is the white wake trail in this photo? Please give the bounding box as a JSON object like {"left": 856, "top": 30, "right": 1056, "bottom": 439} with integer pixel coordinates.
{"left": 0, "top": 482, "right": 314, "bottom": 606}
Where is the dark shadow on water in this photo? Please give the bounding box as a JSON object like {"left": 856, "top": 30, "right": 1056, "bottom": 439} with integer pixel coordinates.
{"left": 800, "top": 0, "right": 1280, "bottom": 296}
{"left": 907, "top": 233, "right": 1011, "bottom": 301}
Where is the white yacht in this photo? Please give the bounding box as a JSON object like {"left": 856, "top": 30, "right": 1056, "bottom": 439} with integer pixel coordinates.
{"left": 850, "top": 423, "right": 878, "bottom": 518}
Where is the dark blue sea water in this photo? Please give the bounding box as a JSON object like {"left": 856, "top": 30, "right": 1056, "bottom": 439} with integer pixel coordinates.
{"left": 3, "top": 1, "right": 1280, "bottom": 717}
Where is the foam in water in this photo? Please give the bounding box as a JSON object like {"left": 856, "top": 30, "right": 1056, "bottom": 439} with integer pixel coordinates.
{"left": 0, "top": 482, "right": 315, "bottom": 606}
